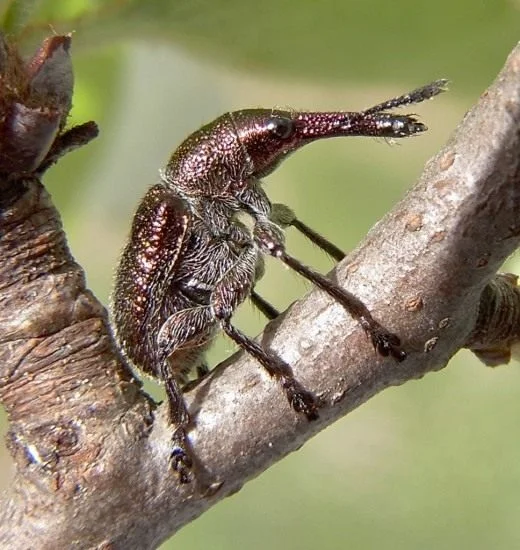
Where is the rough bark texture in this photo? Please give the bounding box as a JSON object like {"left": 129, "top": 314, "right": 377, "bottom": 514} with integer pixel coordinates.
{"left": 0, "top": 37, "right": 520, "bottom": 550}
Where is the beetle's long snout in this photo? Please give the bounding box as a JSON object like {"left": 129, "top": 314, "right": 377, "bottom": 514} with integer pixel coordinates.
{"left": 293, "top": 110, "right": 427, "bottom": 143}
{"left": 292, "top": 79, "right": 448, "bottom": 144}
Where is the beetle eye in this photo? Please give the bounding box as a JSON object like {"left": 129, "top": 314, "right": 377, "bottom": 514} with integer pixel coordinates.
{"left": 266, "top": 117, "right": 294, "bottom": 139}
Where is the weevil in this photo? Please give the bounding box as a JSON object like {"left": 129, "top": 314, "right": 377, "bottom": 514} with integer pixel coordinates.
{"left": 112, "top": 80, "right": 447, "bottom": 483}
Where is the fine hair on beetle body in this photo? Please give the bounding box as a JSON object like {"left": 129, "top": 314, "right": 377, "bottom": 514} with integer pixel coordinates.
{"left": 111, "top": 79, "right": 448, "bottom": 483}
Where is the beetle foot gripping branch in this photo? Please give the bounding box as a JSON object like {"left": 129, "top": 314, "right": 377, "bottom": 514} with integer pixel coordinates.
{"left": 112, "top": 80, "right": 447, "bottom": 483}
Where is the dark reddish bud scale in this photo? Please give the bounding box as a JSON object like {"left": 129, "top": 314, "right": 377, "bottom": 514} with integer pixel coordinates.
{"left": 112, "top": 80, "right": 447, "bottom": 483}
{"left": 0, "top": 32, "right": 97, "bottom": 199}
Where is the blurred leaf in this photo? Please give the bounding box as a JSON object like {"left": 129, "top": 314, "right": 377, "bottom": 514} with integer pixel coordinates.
{"left": 16, "top": 0, "right": 520, "bottom": 91}
{"left": 35, "top": 0, "right": 94, "bottom": 20}
{"left": 0, "top": 0, "right": 42, "bottom": 32}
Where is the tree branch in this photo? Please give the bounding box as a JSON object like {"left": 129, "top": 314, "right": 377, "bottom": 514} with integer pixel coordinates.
{"left": 0, "top": 36, "right": 519, "bottom": 549}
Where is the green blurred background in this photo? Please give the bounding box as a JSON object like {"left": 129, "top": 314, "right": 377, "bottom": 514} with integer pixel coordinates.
{"left": 1, "top": 1, "right": 520, "bottom": 548}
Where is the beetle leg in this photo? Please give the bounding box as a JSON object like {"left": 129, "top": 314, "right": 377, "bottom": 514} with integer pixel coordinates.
{"left": 157, "top": 306, "right": 215, "bottom": 355}
{"left": 158, "top": 360, "right": 193, "bottom": 484}
{"left": 250, "top": 290, "right": 280, "bottom": 320}
{"left": 196, "top": 363, "right": 210, "bottom": 378}
{"left": 271, "top": 203, "right": 346, "bottom": 262}
{"left": 210, "top": 244, "right": 319, "bottom": 420}
{"left": 220, "top": 319, "right": 318, "bottom": 420}
{"left": 253, "top": 219, "right": 406, "bottom": 362}
{"left": 157, "top": 306, "right": 215, "bottom": 483}
{"left": 210, "top": 245, "right": 259, "bottom": 319}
